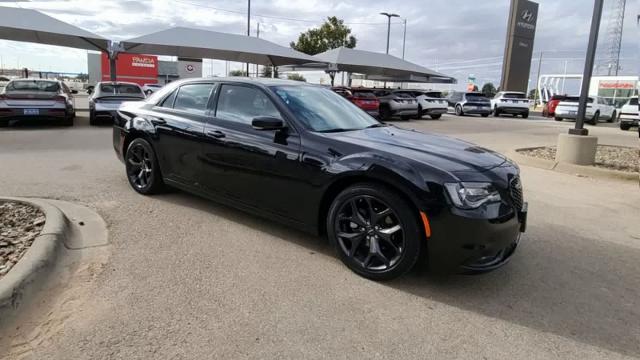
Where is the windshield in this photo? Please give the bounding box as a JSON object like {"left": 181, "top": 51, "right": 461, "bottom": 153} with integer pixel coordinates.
{"left": 272, "top": 85, "right": 379, "bottom": 132}
{"left": 6, "top": 80, "right": 59, "bottom": 92}
{"left": 503, "top": 93, "right": 526, "bottom": 99}
{"left": 628, "top": 97, "right": 638, "bottom": 106}
{"left": 100, "top": 84, "right": 144, "bottom": 96}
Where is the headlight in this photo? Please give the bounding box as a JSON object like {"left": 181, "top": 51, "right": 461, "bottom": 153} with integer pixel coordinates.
{"left": 444, "top": 182, "right": 501, "bottom": 209}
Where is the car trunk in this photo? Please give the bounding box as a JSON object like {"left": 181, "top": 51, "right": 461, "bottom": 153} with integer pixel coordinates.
{"left": 4, "top": 91, "right": 60, "bottom": 107}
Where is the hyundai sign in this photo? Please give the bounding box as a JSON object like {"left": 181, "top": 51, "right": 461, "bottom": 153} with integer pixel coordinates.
{"left": 500, "top": 0, "right": 539, "bottom": 93}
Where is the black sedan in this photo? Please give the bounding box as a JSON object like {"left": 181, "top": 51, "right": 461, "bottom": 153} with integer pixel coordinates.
{"left": 113, "top": 78, "right": 527, "bottom": 280}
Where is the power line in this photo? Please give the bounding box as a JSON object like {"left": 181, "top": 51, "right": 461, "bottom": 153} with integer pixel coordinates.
{"left": 173, "top": 0, "right": 402, "bottom": 26}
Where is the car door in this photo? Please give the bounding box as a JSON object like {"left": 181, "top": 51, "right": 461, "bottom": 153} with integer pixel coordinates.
{"left": 148, "top": 82, "right": 215, "bottom": 186}
{"left": 200, "top": 83, "right": 303, "bottom": 220}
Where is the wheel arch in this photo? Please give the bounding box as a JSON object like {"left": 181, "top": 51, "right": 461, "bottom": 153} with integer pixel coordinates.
{"left": 316, "top": 173, "right": 424, "bottom": 236}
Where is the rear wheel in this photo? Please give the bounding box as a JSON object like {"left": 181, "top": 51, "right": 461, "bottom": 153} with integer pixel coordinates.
{"left": 380, "top": 106, "right": 392, "bottom": 121}
{"left": 327, "top": 183, "right": 422, "bottom": 281}
{"left": 620, "top": 123, "right": 630, "bottom": 131}
{"left": 430, "top": 114, "right": 442, "bottom": 120}
{"left": 555, "top": 116, "right": 563, "bottom": 121}
{"left": 522, "top": 111, "right": 529, "bottom": 119}
{"left": 417, "top": 105, "right": 423, "bottom": 118}
{"left": 455, "top": 105, "right": 464, "bottom": 116}
{"left": 588, "top": 111, "right": 599, "bottom": 125}
{"left": 125, "top": 138, "right": 165, "bottom": 195}
{"left": 61, "top": 113, "right": 74, "bottom": 126}
{"left": 494, "top": 106, "right": 500, "bottom": 117}
{"left": 607, "top": 111, "right": 615, "bottom": 123}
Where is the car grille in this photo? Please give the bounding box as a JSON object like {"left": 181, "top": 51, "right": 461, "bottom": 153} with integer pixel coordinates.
{"left": 510, "top": 176, "right": 523, "bottom": 211}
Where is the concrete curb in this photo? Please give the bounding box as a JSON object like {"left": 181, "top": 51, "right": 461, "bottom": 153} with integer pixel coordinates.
{"left": 0, "top": 197, "right": 69, "bottom": 323}
{"left": 509, "top": 147, "right": 639, "bottom": 182}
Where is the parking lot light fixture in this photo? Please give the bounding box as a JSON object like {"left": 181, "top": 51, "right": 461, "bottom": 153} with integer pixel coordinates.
{"left": 380, "top": 12, "right": 399, "bottom": 55}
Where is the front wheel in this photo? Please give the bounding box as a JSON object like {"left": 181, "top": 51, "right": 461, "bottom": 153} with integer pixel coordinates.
{"left": 620, "top": 123, "right": 630, "bottom": 131}
{"left": 125, "top": 138, "right": 165, "bottom": 195}
{"left": 494, "top": 106, "right": 500, "bottom": 117}
{"left": 327, "top": 183, "right": 422, "bottom": 281}
{"left": 455, "top": 105, "right": 463, "bottom": 116}
{"left": 430, "top": 114, "right": 442, "bottom": 120}
{"left": 607, "top": 111, "right": 615, "bottom": 123}
{"left": 554, "top": 116, "right": 563, "bottom": 121}
{"left": 61, "top": 113, "right": 74, "bottom": 126}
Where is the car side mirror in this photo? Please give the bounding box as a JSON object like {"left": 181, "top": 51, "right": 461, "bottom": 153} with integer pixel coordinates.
{"left": 71, "top": 90, "right": 78, "bottom": 94}
{"left": 252, "top": 116, "right": 285, "bottom": 130}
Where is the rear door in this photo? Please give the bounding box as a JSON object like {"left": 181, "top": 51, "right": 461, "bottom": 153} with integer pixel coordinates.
{"left": 148, "top": 82, "right": 216, "bottom": 186}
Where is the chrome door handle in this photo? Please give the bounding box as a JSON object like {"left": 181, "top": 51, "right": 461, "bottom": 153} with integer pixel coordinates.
{"left": 206, "top": 130, "right": 226, "bottom": 138}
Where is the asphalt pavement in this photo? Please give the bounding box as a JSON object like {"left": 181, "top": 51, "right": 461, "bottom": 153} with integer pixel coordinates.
{"left": 0, "top": 112, "right": 639, "bottom": 359}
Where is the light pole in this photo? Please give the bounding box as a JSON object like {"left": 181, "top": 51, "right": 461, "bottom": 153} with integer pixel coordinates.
{"left": 246, "top": 0, "right": 250, "bottom": 77}
{"left": 380, "top": 12, "right": 399, "bottom": 54}
{"left": 401, "top": 18, "right": 407, "bottom": 59}
{"left": 380, "top": 12, "right": 399, "bottom": 88}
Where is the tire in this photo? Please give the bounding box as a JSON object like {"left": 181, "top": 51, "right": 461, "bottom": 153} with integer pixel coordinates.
{"left": 481, "top": 113, "right": 489, "bottom": 117}
{"left": 89, "top": 110, "right": 96, "bottom": 126}
{"left": 620, "top": 123, "right": 630, "bottom": 131}
{"left": 430, "top": 114, "right": 442, "bottom": 120}
{"left": 588, "top": 112, "right": 599, "bottom": 125}
{"left": 417, "top": 105, "right": 423, "bottom": 118}
{"left": 455, "top": 105, "right": 464, "bottom": 116}
{"left": 607, "top": 111, "right": 615, "bottom": 123}
{"left": 400, "top": 115, "right": 412, "bottom": 121}
{"left": 326, "top": 183, "right": 422, "bottom": 281}
{"left": 61, "top": 114, "right": 74, "bottom": 126}
{"left": 522, "top": 111, "right": 529, "bottom": 119}
{"left": 554, "top": 116, "right": 563, "bottom": 121}
{"left": 380, "top": 106, "right": 392, "bottom": 121}
{"left": 0, "top": 119, "right": 8, "bottom": 128}
{"left": 125, "top": 138, "right": 165, "bottom": 195}
{"left": 494, "top": 106, "right": 500, "bottom": 117}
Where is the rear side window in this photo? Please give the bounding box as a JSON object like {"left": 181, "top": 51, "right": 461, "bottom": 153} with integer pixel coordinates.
{"left": 216, "top": 84, "right": 281, "bottom": 125}
{"left": 6, "top": 80, "right": 59, "bottom": 92}
{"left": 159, "top": 90, "right": 177, "bottom": 108}
{"left": 173, "top": 83, "right": 215, "bottom": 114}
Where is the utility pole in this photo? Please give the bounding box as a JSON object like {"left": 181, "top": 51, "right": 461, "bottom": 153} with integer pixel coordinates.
{"left": 532, "top": 51, "right": 543, "bottom": 109}
{"left": 246, "top": 0, "right": 250, "bottom": 77}
{"left": 401, "top": 18, "right": 407, "bottom": 59}
{"left": 571, "top": 0, "right": 604, "bottom": 136}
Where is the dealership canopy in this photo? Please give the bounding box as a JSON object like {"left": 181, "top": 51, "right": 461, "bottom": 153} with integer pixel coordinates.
{"left": 282, "top": 47, "right": 457, "bottom": 84}
{"left": 0, "top": 6, "right": 109, "bottom": 52}
{"left": 120, "top": 27, "right": 322, "bottom": 67}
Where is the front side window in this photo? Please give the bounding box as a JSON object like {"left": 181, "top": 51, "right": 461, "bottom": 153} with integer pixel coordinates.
{"left": 173, "top": 83, "right": 215, "bottom": 114}
{"left": 272, "top": 85, "right": 379, "bottom": 132}
{"left": 216, "top": 85, "right": 281, "bottom": 125}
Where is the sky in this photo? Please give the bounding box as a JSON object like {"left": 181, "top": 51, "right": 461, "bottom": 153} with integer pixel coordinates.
{"left": 0, "top": 0, "right": 637, "bottom": 90}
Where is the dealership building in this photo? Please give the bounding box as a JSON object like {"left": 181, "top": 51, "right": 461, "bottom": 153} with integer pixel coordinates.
{"left": 87, "top": 52, "right": 203, "bottom": 86}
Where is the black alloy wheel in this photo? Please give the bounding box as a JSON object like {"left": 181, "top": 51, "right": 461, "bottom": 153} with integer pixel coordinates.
{"left": 125, "top": 138, "right": 164, "bottom": 194}
{"left": 327, "top": 184, "right": 421, "bottom": 280}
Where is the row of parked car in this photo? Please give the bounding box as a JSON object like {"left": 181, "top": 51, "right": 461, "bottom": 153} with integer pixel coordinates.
{"left": 543, "top": 94, "right": 639, "bottom": 130}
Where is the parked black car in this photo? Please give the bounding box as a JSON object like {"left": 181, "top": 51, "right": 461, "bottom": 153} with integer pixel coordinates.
{"left": 113, "top": 78, "right": 527, "bottom": 280}
{"left": 447, "top": 91, "right": 492, "bottom": 117}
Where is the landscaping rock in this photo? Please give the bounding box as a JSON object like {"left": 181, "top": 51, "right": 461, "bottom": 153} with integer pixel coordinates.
{"left": 519, "top": 145, "right": 639, "bottom": 173}
{"left": 0, "top": 201, "right": 45, "bottom": 280}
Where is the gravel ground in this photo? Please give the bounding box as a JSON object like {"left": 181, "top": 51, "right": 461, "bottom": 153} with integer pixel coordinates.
{"left": 0, "top": 201, "right": 45, "bottom": 278}
{"left": 518, "top": 145, "right": 639, "bottom": 173}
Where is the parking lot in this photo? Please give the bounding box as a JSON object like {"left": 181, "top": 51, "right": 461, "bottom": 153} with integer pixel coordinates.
{"left": 1, "top": 105, "right": 638, "bottom": 359}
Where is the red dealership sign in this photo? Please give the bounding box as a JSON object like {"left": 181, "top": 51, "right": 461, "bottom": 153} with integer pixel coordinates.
{"left": 101, "top": 52, "right": 158, "bottom": 85}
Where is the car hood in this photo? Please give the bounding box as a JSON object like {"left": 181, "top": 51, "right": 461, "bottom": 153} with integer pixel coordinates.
{"left": 323, "top": 126, "right": 508, "bottom": 174}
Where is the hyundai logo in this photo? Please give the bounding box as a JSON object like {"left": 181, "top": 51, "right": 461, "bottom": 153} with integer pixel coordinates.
{"left": 521, "top": 9, "right": 535, "bottom": 23}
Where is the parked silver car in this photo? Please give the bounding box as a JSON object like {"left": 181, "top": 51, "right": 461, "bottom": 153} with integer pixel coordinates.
{"left": 89, "top": 82, "right": 146, "bottom": 125}
{"left": 0, "top": 78, "right": 76, "bottom": 127}
{"left": 371, "top": 89, "right": 419, "bottom": 120}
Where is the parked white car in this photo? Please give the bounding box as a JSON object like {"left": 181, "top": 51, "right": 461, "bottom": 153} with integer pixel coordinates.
{"left": 397, "top": 90, "right": 448, "bottom": 119}
{"left": 491, "top": 91, "right": 530, "bottom": 118}
{"left": 554, "top": 95, "right": 616, "bottom": 125}
{"left": 142, "top": 83, "right": 163, "bottom": 95}
{"left": 618, "top": 96, "right": 638, "bottom": 131}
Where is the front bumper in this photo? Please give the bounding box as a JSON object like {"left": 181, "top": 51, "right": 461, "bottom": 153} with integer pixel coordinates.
{"left": 426, "top": 202, "right": 527, "bottom": 274}
{"left": 619, "top": 115, "right": 638, "bottom": 126}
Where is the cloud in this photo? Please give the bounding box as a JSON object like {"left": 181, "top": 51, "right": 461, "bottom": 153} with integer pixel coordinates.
{"left": 0, "top": 0, "right": 636, "bottom": 88}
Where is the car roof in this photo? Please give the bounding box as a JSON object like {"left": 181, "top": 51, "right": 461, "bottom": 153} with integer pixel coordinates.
{"left": 8, "top": 78, "right": 59, "bottom": 83}
{"left": 97, "top": 81, "right": 141, "bottom": 86}
{"left": 168, "top": 77, "right": 310, "bottom": 88}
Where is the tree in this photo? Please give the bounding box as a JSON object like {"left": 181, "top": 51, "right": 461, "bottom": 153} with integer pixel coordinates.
{"left": 481, "top": 82, "right": 497, "bottom": 97}
{"left": 75, "top": 73, "right": 89, "bottom": 82}
{"left": 290, "top": 16, "right": 357, "bottom": 55}
{"left": 287, "top": 73, "right": 306, "bottom": 82}
{"left": 528, "top": 88, "right": 537, "bottom": 99}
{"left": 261, "top": 66, "right": 279, "bottom": 78}
{"left": 229, "top": 69, "right": 247, "bottom": 77}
